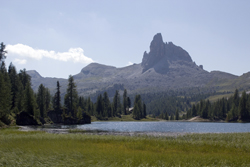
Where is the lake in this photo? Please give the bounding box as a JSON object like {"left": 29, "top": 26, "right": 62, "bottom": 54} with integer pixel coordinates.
{"left": 41, "top": 121, "right": 250, "bottom": 133}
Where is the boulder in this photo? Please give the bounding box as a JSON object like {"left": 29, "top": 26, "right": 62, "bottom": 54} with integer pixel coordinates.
{"left": 16, "top": 111, "right": 39, "bottom": 125}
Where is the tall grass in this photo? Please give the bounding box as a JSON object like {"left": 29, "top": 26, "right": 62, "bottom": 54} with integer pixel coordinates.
{"left": 0, "top": 128, "right": 250, "bottom": 166}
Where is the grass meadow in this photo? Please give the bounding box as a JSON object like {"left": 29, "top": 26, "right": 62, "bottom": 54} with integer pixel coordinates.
{"left": 0, "top": 127, "right": 250, "bottom": 166}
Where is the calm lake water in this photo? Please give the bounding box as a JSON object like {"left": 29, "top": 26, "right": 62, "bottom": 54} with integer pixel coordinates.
{"left": 44, "top": 121, "right": 250, "bottom": 133}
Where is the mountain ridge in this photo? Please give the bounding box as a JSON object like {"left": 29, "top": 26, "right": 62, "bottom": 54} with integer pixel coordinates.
{"left": 27, "top": 33, "right": 249, "bottom": 97}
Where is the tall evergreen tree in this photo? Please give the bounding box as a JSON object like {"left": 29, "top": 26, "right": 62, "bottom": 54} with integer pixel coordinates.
{"left": 133, "top": 103, "right": 140, "bottom": 120}
{"left": 0, "top": 72, "right": 9, "bottom": 120}
{"left": 0, "top": 42, "right": 7, "bottom": 61}
{"left": 127, "top": 97, "right": 131, "bottom": 109}
{"left": 0, "top": 61, "right": 12, "bottom": 118}
{"left": 103, "top": 92, "right": 110, "bottom": 117}
{"left": 45, "top": 88, "right": 51, "bottom": 112}
{"left": 86, "top": 97, "right": 93, "bottom": 115}
{"left": 112, "top": 90, "right": 121, "bottom": 116}
{"left": 170, "top": 113, "right": 175, "bottom": 120}
{"left": 24, "top": 81, "right": 38, "bottom": 117}
{"left": 175, "top": 108, "right": 179, "bottom": 120}
{"left": 133, "top": 94, "right": 143, "bottom": 119}
{"left": 165, "top": 111, "right": 169, "bottom": 120}
{"left": 53, "top": 81, "right": 61, "bottom": 112}
{"left": 143, "top": 103, "right": 147, "bottom": 118}
{"left": 201, "top": 100, "right": 210, "bottom": 119}
{"left": 226, "top": 103, "right": 237, "bottom": 121}
{"left": 123, "top": 89, "right": 128, "bottom": 115}
{"left": 191, "top": 104, "right": 197, "bottom": 116}
{"left": 8, "top": 63, "right": 22, "bottom": 111}
{"left": 233, "top": 89, "right": 240, "bottom": 107}
{"left": 246, "top": 95, "right": 250, "bottom": 120}
{"left": 18, "top": 69, "right": 31, "bottom": 90}
{"left": 37, "top": 84, "right": 46, "bottom": 118}
{"left": 96, "top": 94, "right": 104, "bottom": 117}
{"left": 238, "top": 91, "right": 248, "bottom": 121}
{"left": 64, "top": 75, "right": 78, "bottom": 116}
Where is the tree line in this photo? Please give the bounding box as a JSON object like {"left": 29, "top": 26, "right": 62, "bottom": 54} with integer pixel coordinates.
{"left": 0, "top": 42, "right": 42, "bottom": 125}
{"left": 0, "top": 42, "right": 146, "bottom": 126}
{"left": 184, "top": 89, "right": 250, "bottom": 122}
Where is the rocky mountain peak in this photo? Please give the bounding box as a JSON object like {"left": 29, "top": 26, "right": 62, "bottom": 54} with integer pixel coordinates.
{"left": 27, "top": 70, "right": 42, "bottom": 79}
{"left": 141, "top": 33, "right": 193, "bottom": 73}
{"left": 149, "top": 33, "right": 164, "bottom": 51}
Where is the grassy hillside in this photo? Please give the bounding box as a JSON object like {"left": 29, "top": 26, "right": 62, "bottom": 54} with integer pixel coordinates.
{"left": 209, "top": 72, "right": 250, "bottom": 93}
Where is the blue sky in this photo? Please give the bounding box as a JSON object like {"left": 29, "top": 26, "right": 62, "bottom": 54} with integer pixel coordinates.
{"left": 1, "top": 0, "right": 250, "bottom": 78}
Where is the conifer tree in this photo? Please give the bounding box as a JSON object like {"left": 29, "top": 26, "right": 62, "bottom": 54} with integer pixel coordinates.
{"left": 78, "top": 96, "right": 85, "bottom": 109}
{"left": 143, "top": 103, "right": 147, "bottom": 118}
{"left": 175, "top": 108, "right": 179, "bottom": 120}
{"left": 37, "top": 84, "right": 46, "bottom": 118}
{"left": 127, "top": 97, "right": 131, "bottom": 108}
{"left": 133, "top": 94, "right": 143, "bottom": 119}
{"left": 0, "top": 61, "right": 12, "bottom": 119}
{"left": 165, "top": 111, "right": 169, "bottom": 120}
{"left": 112, "top": 90, "right": 121, "bottom": 116}
{"left": 170, "top": 113, "right": 174, "bottom": 120}
{"left": 133, "top": 103, "right": 139, "bottom": 120}
{"left": 18, "top": 69, "right": 30, "bottom": 90}
{"left": 246, "top": 95, "right": 250, "bottom": 120}
{"left": 64, "top": 75, "right": 78, "bottom": 116}
{"left": 53, "top": 81, "right": 61, "bottom": 112}
{"left": 201, "top": 100, "right": 210, "bottom": 119}
{"left": 233, "top": 89, "right": 240, "bottom": 107}
{"left": 24, "top": 81, "right": 38, "bottom": 117}
{"left": 238, "top": 91, "right": 247, "bottom": 121}
{"left": 103, "top": 92, "right": 110, "bottom": 117}
{"left": 226, "top": 103, "right": 237, "bottom": 121}
{"left": 191, "top": 104, "right": 197, "bottom": 116}
{"left": 123, "top": 89, "right": 128, "bottom": 115}
{"left": 0, "top": 72, "right": 8, "bottom": 120}
{"left": 45, "top": 88, "right": 51, "bottom": 112}
{"left": 8, "top": 63, "right": 22, "bottom": 111}
{"left": 76, "top": 106, "right": 83, "bottom": 120}
{"left": 86, "top": 97, "right": 93, "bottom": 115}
{"left": 96, "top": 94, "right": 103, "bottom": 117}
{"left": 0, "top": 42, "right": 7, "bottom": 61}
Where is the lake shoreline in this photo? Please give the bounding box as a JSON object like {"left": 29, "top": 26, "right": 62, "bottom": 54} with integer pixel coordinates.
{"left": 18, "top": 125, "right": 189, "bottom": 137}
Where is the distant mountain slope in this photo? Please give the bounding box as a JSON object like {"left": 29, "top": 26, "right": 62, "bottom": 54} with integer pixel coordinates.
{"left": 27, "top": 33, "right": 250, "bottom": 97}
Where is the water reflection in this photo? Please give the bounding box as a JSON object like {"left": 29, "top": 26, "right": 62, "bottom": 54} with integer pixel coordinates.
{"left": 32, "top": 121, "right": 250, "bottom": 133}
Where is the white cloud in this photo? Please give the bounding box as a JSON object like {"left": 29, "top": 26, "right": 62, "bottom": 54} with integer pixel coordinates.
{"left": 6, "top": 44, "right": 94, "bottom": 64}
{"left": 127, "top": 61, "right": 133, "bottom": 66}
{"left": 13, "top": 58, "right": 27, "bottom": 64}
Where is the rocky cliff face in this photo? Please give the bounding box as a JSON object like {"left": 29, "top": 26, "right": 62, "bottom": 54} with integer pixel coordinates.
{"left": 142, "top": 33, "right": 193, "bottom": 73}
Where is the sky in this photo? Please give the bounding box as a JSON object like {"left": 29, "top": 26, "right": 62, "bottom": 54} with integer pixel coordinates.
{"left": 1, "top": 0, "right": 250, "bottom": 78}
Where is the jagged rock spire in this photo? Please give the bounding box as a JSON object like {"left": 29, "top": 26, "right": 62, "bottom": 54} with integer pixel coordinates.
{"left": 141, "top": 33, "right": 192, "bottom": 73}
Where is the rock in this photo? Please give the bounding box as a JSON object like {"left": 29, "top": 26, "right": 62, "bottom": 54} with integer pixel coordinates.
{"left": 141, "top": 33, "right": 166, "bottom": 73}
{"left": 141, "top": 33, "right": 193, "bottom": 73}
{"left": 16, "top": 111, "right": 39, "bottom": 125}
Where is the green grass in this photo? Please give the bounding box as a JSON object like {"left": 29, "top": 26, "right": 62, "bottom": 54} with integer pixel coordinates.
{"left": 1, "top": 128, "right": 250, "bottom": 166}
